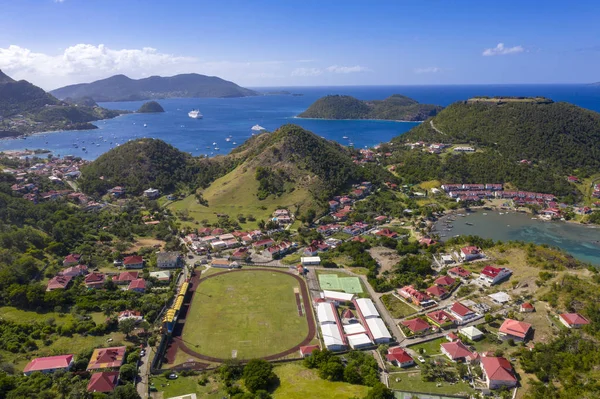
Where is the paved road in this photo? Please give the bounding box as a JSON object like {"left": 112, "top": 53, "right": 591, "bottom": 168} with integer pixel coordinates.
{"left": 136, "top": 347, "right": 152, "bottom": 398}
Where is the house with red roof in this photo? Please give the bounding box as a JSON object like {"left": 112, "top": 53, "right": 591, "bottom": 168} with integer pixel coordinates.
{"left": 87, "top": 371, "right": 119, "bottom": 393}
{"left": 374, "top": 215, "right": 388, "bottom": 224}
{"left": 426, "top": 285, "right": 448, "bottom": 299}
{"left": 123, "top": 255, "right": 144, "bottom": 269}
{"left": 60, "top": 264, "right": 88, "bottom": 277}
{"left": 426, "top": 310, "right": 456, "bottom": 327}
{"left": 253, "top": 238, "right": 275, "bottom": 249}
{"left": 375, "top": 229, "right": 398, "bottom": 239}
{"left": 449, "top": 302, "right": 477, "bottom": 324}
{"left": 23, "top": 354, "right": 74, "bottom": 376}
{"left": 398, "top": 285, "right": 434, "bottom": 307}
{"left": 118, "top": 310, "right": 143, "bottom": 323}
{"left": 559, "top": 313, "right": 590, "bottom": 329}
{"left": 448, "top": 266, "right": 471, "bottom": 279}
{"left": 128, "top": 278, "right": 146, "bottom": 293}
{"left": 386, "top": 347, "right": 414, "bottom": 368}
{"left": 87, "top": 346, "right": 126, "bottom": 370}
{"left": 401, "top": 318, "right": 430, "bottom": 335}
{"left": 478, "top": 266, "right": 512, "bottom": 286}
{"left": 520, "top": 303, "right": 535, "bottom": 313}
{"left": 445, "top": 332, "right": 459, "bottom": 342}
{"left": 460, "top": 246, "right": 482, "bottom": 261}
{"left": 567, "top": 175, "right": 580, "bottom": 183}
{"left": 299, "top": 345, "right": 320, "bottom": 358}
{"left": 434, "top": 275, "right": 456, "bottom": 287}
{"left": 84, "top": 272, "right": 105, "bottom": 289}
{"left": 441, "top": 341, "right": 475, "bottom": 362}
{"left": 231, "top": 247, "right": 249, "bottom": 260}
{"left": 419, "top": 237, "right": 437, "bottom": 246}
{"left": 63, "top": 253, "right": 81, "bottom": 267}
{"left": 47, "top": 275, "right": 73, "bottom": 291}
{"left": 114, "top": 271, "right": 139, "bottom": 285}
{"left": 481, "top": 357, "right": 517, "bottom": 389}
{"left": 498, "top": 319, "right": 532, "bottom": 341}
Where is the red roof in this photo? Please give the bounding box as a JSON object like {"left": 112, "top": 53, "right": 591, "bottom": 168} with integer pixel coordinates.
{"left": 450, "top": 302, "right": 473, "bottom": 317}
{"left": 115, "top": 271, "right": 139, "bottom": 282}
{"left": 448, "top": 266, "right": 471, "bottom": 278}
{"left": 427, "top": 310, "right": 456, "bottom": 324}
{"left": 386, "top": 348, "right": 413, "bottom": 364}
{"left": 461, "top": 246, "right": 480, "bottom": 255}
{"left": 401, "top": 318, "right": 430, "bottom": 333}
{"left": 481, "top": 357, "right": 516, "bottom": 382}
{"left": 128, "top": 278, "right": 146, "bottom": 291}
{"left": 87, "top": 371, "right": 119, "bottom": 393}
{"left": 434, "top": 275, "right": 456, "bottom": 286}
{"left": 87, "top": 346, "right": 126, "bottom": 370}
{"left": 426, "top": 285, "right": 448, "bottom": 298}
{"left": 342, "top": 309, "right": 355, "bottom": 319}
{"left": 499, "top": 319, "right": 532, "bottom": 339}
{"left": 446, "top": 332, "right": 459, "bottom": 341}
{"left": 63, "top": 254, "right": 81, "bottom": 264}
{"left": 441, "top": 341, "right": 474, "bottom": 360}
{"left": 118, "top": 310, "right": 142, "bottom": 319}
{"left": 299, "top": 345, "right": 320, "bottom": 356}
{"left": 123, "top": 255, "right": 143, "bottom": 265}
{"left": 559, "top": 313, "right": 590, "bottom": 326}
{"left": 24, "top": 354, "right": 74, "bottom": 373}
{"left": 47, "top": 275, "right": 72, "bottom": 290}
{"left": 85, "top": 272, "right": 105, "bottom": 285}
{"left": 481, "top": 265, "right": 503, "bottom": 278}
{"left": 521, "top": 302, "right": 534, "bottom": 309}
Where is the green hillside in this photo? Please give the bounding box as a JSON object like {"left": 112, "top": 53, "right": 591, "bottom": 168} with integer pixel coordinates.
{"left": 298, "top": 94, "right": 442, "bottom": 121}
{"left": 137, "top": 101, "right": 165, "bottom": 113}
{"left": 397, "top": 98, "right": 600, "bottom": 172}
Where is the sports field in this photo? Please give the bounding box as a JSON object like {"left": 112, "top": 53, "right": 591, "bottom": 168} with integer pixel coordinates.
{"left": 318, "top": 274, "right": 363, "bottom": 294}
{"left": 182, "top": 269, "right": 312, "bottom": 360}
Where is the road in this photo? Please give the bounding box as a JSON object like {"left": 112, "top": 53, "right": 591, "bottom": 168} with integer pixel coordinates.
{"left": 136, "top": 347, "right": 152, "bottom": 398}
{"left": 430, "top": 120, "right": 446, "bottom": 136}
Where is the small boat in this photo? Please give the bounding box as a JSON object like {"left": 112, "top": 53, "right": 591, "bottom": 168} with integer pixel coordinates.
{"left": 465, "top": 222, "right": 473, "bottom": 226}
{"left": 482, "top": 213, "right": 488, "bottom": 215}
{"left": 143, "top": 124, "right": 147, "bottom": 127}
{"left": 348, "top": 142, "right": 354, "bottom": 146}
{"left": 188, "top": 109, "right": 203, "bottom": 119}
{"left": 225, "top": 138, "right": 231, "bottom": 142}
{"left": 214, "top": 147, "right": 220, "bottom": 151}
{"left": 233, "top": 142, "right": 237, "bottom": 145}
{"left": 251, "top": 124, "right": 266, "bottom": 131}
{"left": 343, "top": 136, "right": 349, "bottom": 139}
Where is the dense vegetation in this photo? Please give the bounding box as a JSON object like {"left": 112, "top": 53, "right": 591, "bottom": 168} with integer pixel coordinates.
{"left": 137, "top": 101, "right": 165, "bottom": 113}
{"left": 299, "top": 94, "right": 442, "bottom": 121}
{"left": 0, "top": 70, "right": 59, "bottom": 117}
{"left": 50, "top": 73, "right": 257, "bottom": 102}
{"left": 397, "top": 99, "right": 600, "bottom": 173}
{"left": 303, "top": 349, "right": 381, "bottom": 387}
{"left": 79, "top": 138, "right": 237, "bottom": 195}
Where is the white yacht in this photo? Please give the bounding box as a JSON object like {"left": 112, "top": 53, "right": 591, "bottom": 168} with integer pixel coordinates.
{"left": 188, "top": 109, "right": 203, "bottom": 119}
{"left": 251, "top": 124, "right": 266, "bottom": 131}
{"left": 225, "top": 137, "right": 231, "bottom": 142}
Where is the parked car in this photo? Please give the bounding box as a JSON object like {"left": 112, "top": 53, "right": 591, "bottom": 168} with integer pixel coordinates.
{"left": 168, "top": 373, "right": 178, "bottom": 380}
{"left": 418, "top": 356, "right": 426, "bottom": 363}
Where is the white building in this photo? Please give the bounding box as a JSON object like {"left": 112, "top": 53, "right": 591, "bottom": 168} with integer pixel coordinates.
{"left": 366, "top": 317, "right": 392, "bottom": 343}
{"left": 316, "top": 302, "right": 338, "bottom": 325}
{"left": 343, "top": 323, "right": 367, "bottom": 335}
{"left": 347, "top": 333, "right": 372, "bottom": 349}
{"left": 143, "top": 188, "right": 160, "bottom": 199}
{"left": 320, "top": 323, "right": 346, "bottom": 351}
{"left": 479, "top": 266, "right": 512, "bottom": 286}
{"left": 355, "top": 298, "right": 380, "bottom": 319}
{"left": 322, "top": 290, "right": 355, "bottom": 303}
{"left": 301, "top": 256, "right": 321, "bottom": 266}
{"left": 459, "top": 326, "right": 484, "bottom": 341}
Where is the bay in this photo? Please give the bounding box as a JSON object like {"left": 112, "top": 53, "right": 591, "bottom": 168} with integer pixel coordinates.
{"left": 1, "top": 84, "right": 600, "bottom": 160}
{"left": 435, "top": 210, "right": 600, "bottom": 265}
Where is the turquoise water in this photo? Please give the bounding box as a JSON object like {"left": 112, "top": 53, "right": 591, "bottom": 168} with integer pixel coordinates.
{"left": 2, "top": 84, "right": 600, "bottom": 160}
{"left": 434, "top": 211, "right": 600, "bottom": 265}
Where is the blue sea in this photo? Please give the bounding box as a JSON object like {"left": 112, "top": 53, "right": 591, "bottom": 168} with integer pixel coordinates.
{"left": 2, "top": 84, "right": 600, "bottom": 160}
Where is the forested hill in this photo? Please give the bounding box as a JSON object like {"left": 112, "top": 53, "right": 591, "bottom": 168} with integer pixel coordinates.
{"left": 396, "top": 98, "right": 600, "bottom": 172}
{"left": 298, "top": 94, "right": 443, "bottom": 121}
{"left": 50, "top": 73, "right": 258, "bottom": 102}
{"left": 0, "top": 70, "right": 126, "bottom": 137}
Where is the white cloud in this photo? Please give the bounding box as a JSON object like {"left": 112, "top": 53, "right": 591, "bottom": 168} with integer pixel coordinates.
{"left": 54, "top": 0, "right": 65, "bottom": 3}
{"left": 482, "top": 43, "right": 524, "bottom": 56}
{"left": 326, "top": 65, "right": 371, "bottom": 73}
{"left": 291, "top": 67, "right": 323, "bottom": 77}
{"left": 414, "top": 67, "right": 441, "bottom": 74}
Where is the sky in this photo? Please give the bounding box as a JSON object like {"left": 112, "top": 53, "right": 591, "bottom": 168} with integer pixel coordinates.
{"left": 1, "top": 0, "right": 600, "bottom": 90}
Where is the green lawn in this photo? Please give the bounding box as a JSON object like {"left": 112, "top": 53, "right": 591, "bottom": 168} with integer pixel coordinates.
{"left": 407, "top": 337, "right": 446, "bottom": 356}
{"left": 272, "top": 363, "right": 370, "bottom": 399}
{"left": 389, "top": 370, "right": 474, "bottom": 397}
{"left": 380, "top": 294, "right": 418, "bottom": 318}
{"left": 151, "top": 375, "right": 225, "bottom": 399}
{"left": 182, "top": 270, "right": 310, "bottom": 360}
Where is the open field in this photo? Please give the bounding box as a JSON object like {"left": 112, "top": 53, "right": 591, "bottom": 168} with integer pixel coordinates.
{"left": 182, "top": 269, "right": 311, "bottom": 360}
{"left": 272, "top": 362, "right": 370, "bottom": 399}
{"left": 407, "top": 337, "right": 446, "bottom": 356}
{"left": 380, "top": 294, "right": 417, "bottom": 318}
{"left": 128, "top": 237, "right": 165, "bottom": 252}
{"left": 168, "top": 164, "right": 314, "bottom": 229}
{"left": 389, "top": 370, "right": 474, "bottom": 397}
{"left": 150, "top": 374, "right": 225, "bottom": 399}
{"left": 318, "top": 273, "right": 363, "bottom": 294}
{"left": 369, "top": 246, "right": 401, "bottom": 276}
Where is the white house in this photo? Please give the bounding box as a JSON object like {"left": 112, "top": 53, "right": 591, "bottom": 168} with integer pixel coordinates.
{"left": 481, "top": 357, "right": 517, "bottom": 389}
{"left": 459, "top": 326, "right": 484, "bottom": 341}
{"left": 449, "top": 302, "right": 477, "bottom": 324}
{"left": 460, "top": 246, "right": 483, "bottom": 261}
{"left": 479, "top": 266, "right": 512, "bottom": 286}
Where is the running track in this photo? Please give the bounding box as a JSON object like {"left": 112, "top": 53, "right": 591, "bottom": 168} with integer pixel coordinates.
{"left": 166, "top": 268, "right": 316, "bottom": 364}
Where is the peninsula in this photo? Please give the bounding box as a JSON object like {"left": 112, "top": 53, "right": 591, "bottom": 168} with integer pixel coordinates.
{"left": 298, "top": 94, "right": 443, "bottom": 121}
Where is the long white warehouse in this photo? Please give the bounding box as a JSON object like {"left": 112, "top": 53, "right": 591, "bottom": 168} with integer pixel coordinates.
{"left": 320, "top": 323, "right": 346, "bottom": 351}
{"left": 366, "top": 317, "right": 392, "bottom": 343}
{"left": 355, "top": 298, "right": 380, "bottom": 319}
{"left": 316, "top": 302, "right": 338, "bottom": 324}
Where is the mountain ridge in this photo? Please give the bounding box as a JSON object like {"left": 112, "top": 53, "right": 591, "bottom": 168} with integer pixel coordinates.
{"left": 50, "top": 73, "right": 258, "bottom": 102}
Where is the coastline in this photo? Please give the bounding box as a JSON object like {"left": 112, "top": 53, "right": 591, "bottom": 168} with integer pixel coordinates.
{"left": 292, "top": 115, "right": 424, "bottom": 123}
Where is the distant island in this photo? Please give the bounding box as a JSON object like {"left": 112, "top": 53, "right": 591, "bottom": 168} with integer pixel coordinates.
{"left": 298, "top": 94, "right": 443, "bottom": 121}
{"left": 137, "top": 101, "right": 165, "bottom": 113}
{"left": 50, "top": 73, "right": 258, "bottom": 102}
{"left": 0, "top": 69, "right": 127, "bottom": 138}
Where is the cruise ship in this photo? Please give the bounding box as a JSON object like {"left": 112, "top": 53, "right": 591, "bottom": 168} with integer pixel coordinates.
{"left": 188, "top": 109, "right": 203, "bottom": 119}
{"left": 251, "top": 124, "right": 266, "bottom": 131}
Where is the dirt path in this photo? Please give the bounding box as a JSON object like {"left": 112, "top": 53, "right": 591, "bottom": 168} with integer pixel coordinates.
{"left": 168, "top": 268, "right": 316, "bottom": 364}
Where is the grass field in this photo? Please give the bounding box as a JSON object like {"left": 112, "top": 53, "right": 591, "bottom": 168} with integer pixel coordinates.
{"left": 389, "top": 370, "right": 474, "bottom": 397}
{"left": 407, "top": 337, "right": 446, "bottom": 356}
{"left": 183, "top": 270, "right": 310, "bottom": 360}
{"left": 151, "top": 375, "right": 225, "bottom": 399}
{"left": 168, "top": 164, "right": 314, "bottom": 229}
{"left": 272, "top": 363, "right": 370, "bottom": 399}
{"left": 318, "top": 274, "right": 363, "bottom": 294}
{"left": 380, "top": 294, "right": 417, "bottom": 318}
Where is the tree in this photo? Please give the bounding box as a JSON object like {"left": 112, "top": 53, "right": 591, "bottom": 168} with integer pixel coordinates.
{"left": 318, "top": 358, "right": 344, "bottom": 381}
{"left": 242, "top": 359, "right": 274, "bottom": 393}
{"left": 119, "top": 363, "right": 138, "bottom": 382}
{"left": 118, "top": 319, "right": 137, "bottom": 338}
{"left": 113, "top": 383, "right": 141, "bottom": 399}
{"left": 363, "top": 383, "right": 394, "bottom": 399}
{"left": 484, "top": 313, "right": 494, "bottom": 323}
